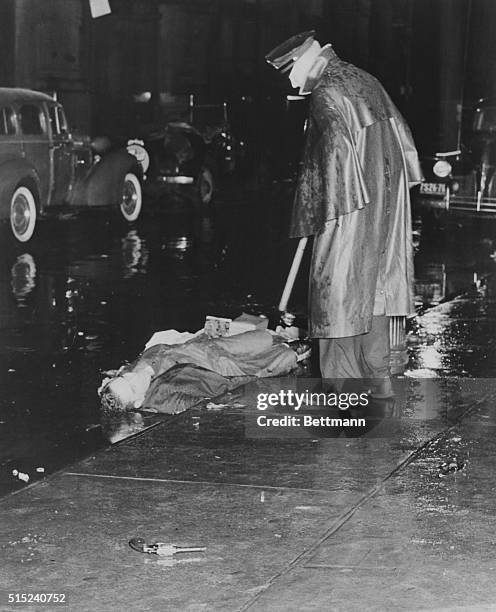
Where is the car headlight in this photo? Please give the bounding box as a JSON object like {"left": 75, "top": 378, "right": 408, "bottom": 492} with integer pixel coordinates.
{"left": 127, "top": 141, "right": 150, "bottom": 174}
{"left": 433, "top": 159, "right": 452, "bottom": 178}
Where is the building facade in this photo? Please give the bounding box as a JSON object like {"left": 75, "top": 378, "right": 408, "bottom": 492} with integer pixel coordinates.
{"left": 0, "top": 0, "right": 494, "bottom": 147}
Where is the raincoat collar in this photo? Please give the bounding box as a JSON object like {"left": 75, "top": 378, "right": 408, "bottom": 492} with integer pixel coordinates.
{"left": 299, "top": 45, "right": 338, "bottom": 95}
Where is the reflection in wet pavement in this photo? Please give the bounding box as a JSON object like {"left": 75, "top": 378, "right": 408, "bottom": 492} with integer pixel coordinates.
{"left": 1, "top": 187, "right": 496, "bottom": 494}
{"left": 410, "top": 215, "right": 496, "bottom": 378}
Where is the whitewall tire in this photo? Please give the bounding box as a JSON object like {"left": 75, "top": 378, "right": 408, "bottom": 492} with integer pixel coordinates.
{"left": 10, "top": 186, "right": 37, "bottom": 243}
{"left": 120, "top": 173, "right": 142, "bottom": 222}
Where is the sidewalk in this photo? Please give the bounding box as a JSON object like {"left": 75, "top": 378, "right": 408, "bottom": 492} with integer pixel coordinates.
{"left": 1, "top": 373, "right": 495, "bottom": 612}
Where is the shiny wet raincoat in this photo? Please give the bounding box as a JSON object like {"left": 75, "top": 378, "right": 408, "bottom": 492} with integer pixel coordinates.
{"left": 291, "top": 50, "right": 422, "bottom": 338}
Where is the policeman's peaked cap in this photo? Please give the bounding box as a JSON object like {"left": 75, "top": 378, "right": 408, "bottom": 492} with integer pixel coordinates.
{"left": 265, "top": 30, "right": 316, "bottom": 73}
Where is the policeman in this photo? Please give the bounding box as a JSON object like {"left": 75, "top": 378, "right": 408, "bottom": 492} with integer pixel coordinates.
{"left": 266, "top": 31, "right": 422, "bottom": 396}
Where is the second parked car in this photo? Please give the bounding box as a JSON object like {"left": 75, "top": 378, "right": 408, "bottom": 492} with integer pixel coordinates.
{"left": 416, "top": 98, "right": 496, "bottom": 221}
{"left": 126, "top": 94, "right": 241, "bottom": 206}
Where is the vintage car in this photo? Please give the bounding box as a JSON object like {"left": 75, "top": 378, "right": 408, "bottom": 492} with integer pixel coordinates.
{"left": 127, "top": 94, "right": 238, "bottom": 206}
{"left": 416, "top": 98, "right": 496, "bottom": 221}
{"left": 0, "top": 88, "right": 143, "bottom": 243}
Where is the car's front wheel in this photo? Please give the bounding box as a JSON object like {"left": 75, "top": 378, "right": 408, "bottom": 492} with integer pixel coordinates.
{"left": 120, "top": 173, "right": 142, "bottom": 222}
{"left": 10, "top": 185, "right": 37, "bottom": 243}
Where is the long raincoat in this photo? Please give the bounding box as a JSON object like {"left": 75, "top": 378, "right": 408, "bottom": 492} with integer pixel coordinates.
{"left": 291, "top": 50, "right": 422, "bottom": 338}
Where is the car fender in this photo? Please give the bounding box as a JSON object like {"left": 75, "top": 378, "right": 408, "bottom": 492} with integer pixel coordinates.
{"left": 0, "top": 160, "right": 42, "bottom": 220}
{"left": 69, "top": 151, "right": 142, "bottom": 208}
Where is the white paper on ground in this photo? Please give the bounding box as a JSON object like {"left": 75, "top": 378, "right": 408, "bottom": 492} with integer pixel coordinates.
{"left": 146, "top": 322, "right": 261, "bottom": 349}
{"left": 145, "top": 330, "right": 197, "bottom": 349}
{"left": 89, "top": 0, "right": 111, "bottom": 18}
{"left": 145, "top": 315, "right": 270, "bottom": 350}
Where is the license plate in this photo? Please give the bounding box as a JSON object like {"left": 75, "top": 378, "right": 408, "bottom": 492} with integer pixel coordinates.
{"left": 420, "top": 182, "right": 446, "bottom": 195}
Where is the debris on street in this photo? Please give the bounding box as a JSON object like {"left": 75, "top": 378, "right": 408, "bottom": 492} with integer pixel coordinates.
{"left": 12, "top": 469, "right": 30, "bottom": 483}
{"left": 205, "top": 401, "right": 230, "bottom": 411}
{"left": 204, "top": 315, "right": 232, "bottom": 338}
{"left": 275, "top": 311, "right": 301, "bottom": 341}
{"left": 438, "top": 457, "right": 466, "bottom": 477}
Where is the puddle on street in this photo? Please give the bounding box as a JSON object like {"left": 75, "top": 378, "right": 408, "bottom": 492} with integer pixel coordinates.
{"left": 0, "top": 185, "right": 495, "bottom": 494}
{"left": 409, "top": 214, "right": 496, "bottom": 378}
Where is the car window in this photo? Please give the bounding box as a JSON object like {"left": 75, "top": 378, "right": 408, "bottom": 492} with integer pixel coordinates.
{"left": 48, "top": 104, "right": 69, "bottom": 136}
{"left": 56, "top": 106, "right": 68, "bottom": 134}
{"left": 0, "top": 106, "right": 16, "bottom": 135}
{"left": 48, "top": 105, "right": 57, "bottom": 134}
{"left": 19, "top": 104, "right": 46, "bottom": 135}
